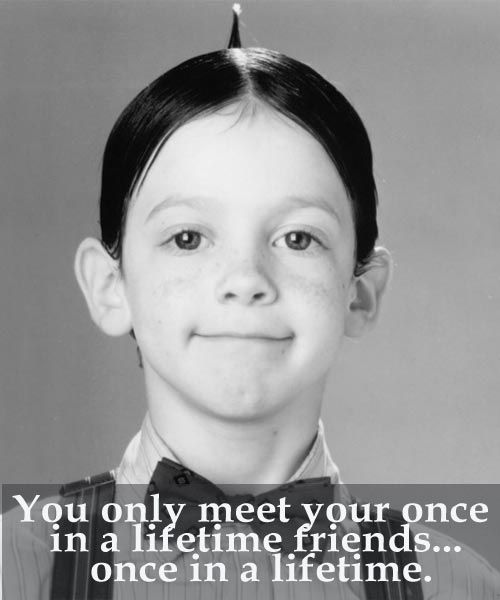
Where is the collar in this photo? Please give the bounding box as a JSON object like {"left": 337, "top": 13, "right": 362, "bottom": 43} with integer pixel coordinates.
{"left": 116, "top": 411, "right": 342, "bottom": 486}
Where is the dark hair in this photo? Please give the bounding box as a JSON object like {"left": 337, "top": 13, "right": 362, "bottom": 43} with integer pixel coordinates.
{"left": 100, "top": 48, "right": 378, "bottom": 274}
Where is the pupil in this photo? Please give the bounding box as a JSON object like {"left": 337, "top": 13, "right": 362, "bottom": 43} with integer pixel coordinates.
{"left": 287, "top": 232, "right": 310, "bottom": 250}
{"left": 175, "top": 231, "right": 200, "bottom": 249}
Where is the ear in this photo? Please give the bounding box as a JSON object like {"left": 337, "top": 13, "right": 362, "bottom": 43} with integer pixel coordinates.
{"left": 74, "top": 238, "right": 132, "bottom": 337}
{"left": 344, "top": 246, "right": 392, "bottom": 338}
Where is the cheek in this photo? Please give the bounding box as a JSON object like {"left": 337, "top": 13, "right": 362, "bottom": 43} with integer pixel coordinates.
{"left": 283, "top": 270, "right": 350, "bottom": 376}
{"left": 128, "top": 263, "right": 205, "bottom": 333}
{"left": 284, "top": 265, "right": 348, "bottom": 314}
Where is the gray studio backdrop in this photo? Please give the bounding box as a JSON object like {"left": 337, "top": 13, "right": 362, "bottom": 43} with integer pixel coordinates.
{"left": 1, "top": 1, "right": 499, "bottom": 485}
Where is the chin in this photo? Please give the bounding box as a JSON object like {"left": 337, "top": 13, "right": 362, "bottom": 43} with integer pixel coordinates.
{"left": 195, "top": 380, "right": 289, "bottom": 422}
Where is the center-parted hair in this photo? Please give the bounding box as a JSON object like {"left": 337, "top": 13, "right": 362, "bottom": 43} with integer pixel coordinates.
{"left": 100, "top": 47, "right": 378, "bottom": 274}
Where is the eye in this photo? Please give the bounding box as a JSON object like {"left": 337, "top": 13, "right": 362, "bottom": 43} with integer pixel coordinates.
{"left": 172, "top": 230, "right": 202, "bottom": 250}
{"left": 162, "top": 228, "right": 207, "bottom": 253}
{"left": 275, "top": 230, "right": 325, "bottom": 252}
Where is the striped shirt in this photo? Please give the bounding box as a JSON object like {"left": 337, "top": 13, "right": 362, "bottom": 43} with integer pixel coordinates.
{"left": 2, "top": 414, "right": 500, "bottom": 599}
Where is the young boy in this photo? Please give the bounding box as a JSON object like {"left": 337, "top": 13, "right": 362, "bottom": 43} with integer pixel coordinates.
{"left": 3, "top": 11, "right": 499, "bottom": 600}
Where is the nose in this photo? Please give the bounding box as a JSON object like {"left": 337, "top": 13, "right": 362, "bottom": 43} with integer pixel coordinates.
{"left": 215, "top": 257, "right": 278, "bottom": 306}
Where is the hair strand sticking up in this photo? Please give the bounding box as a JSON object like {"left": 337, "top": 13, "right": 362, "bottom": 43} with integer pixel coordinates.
{"left": 228, "top": 3, "right": 242, "bottom": 48}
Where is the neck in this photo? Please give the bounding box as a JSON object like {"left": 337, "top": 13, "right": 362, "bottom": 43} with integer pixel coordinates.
{"left": 143, "top": 375, "right": 324, "bottom": 489}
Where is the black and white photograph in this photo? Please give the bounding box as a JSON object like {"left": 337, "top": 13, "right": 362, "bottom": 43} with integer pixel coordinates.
{"left": 1, "top": 2, "right": 500, "bottom": 599}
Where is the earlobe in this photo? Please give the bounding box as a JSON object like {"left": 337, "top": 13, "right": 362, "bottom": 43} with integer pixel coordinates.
{"left": 344, "top": 246, "right": 392, "bottom": 338}
{"left": 74, "top": 238, "right": 132, "bottom": 337}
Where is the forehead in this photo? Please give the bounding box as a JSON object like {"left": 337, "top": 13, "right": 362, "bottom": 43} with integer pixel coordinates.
{"left": 129, "top": 103, "right": 353, "bottom": 226}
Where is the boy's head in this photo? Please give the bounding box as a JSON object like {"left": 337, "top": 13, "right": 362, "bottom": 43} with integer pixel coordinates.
{"left": 75, "top": 48, "right": 390, "bottom": 422}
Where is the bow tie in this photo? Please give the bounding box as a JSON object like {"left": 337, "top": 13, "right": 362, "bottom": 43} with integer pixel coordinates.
{"left": 144, "top": 458, "right": 334, "bottom": 560}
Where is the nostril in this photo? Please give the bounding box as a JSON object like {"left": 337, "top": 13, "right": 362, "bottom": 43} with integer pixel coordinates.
{"left": 216, "top": 270, "right": 278, "bottom": 305}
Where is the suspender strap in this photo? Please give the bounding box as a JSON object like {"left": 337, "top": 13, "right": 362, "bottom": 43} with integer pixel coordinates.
{"left": 384, "top": 510, "right": 424, "bottom": 600}
{"left": 359, "top": 508, "right": 424, "bottom": 600}
{"left": 359, "top": 518, "right": 390, "bottom": 600}
{"left": 50, "top": 472, "right": 116, "bottom": 600}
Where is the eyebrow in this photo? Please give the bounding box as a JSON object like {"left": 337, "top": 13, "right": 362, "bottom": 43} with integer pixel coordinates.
{"left": 145, "top": 196, "right": 211, "bottom": 223}
{"left": 282, "top": 195, "right": 341, "bottom": 222}
{"left": 145, "top": 194, "right": 341, "bottom": 223}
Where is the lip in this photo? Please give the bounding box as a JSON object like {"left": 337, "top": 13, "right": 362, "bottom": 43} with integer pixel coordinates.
{"left": 194, "top": 333, "right": 294, "bottom": 342}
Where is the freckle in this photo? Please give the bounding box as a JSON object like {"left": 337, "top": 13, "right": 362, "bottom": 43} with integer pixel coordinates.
{"left": 288, "top": 274, "right": 332, "bottom": 305}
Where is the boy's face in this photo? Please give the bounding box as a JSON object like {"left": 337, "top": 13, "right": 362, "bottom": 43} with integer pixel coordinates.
{"left": 120, "top": 104, "right": 358, "bottom": 421}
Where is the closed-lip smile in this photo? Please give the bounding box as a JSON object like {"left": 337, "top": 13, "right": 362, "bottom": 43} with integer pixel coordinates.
{"left": 195, "top": 332, "right": 293, "bottom": 341}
